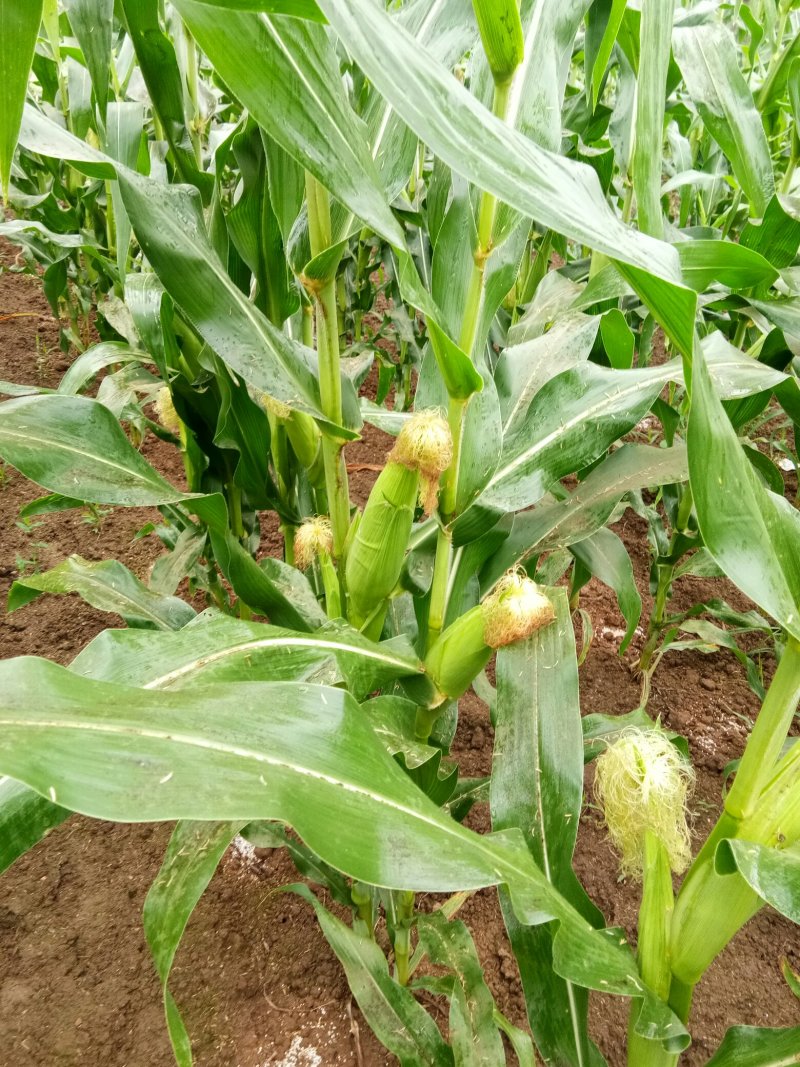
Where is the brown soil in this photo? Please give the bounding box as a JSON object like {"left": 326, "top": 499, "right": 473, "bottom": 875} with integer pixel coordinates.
{"left": 1, "top": 256, "right": 798, "bottom": 1067}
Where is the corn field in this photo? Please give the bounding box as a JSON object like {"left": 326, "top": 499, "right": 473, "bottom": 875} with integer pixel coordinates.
{"left": 0, "top": 0, "right": 799, "bottom": 1064}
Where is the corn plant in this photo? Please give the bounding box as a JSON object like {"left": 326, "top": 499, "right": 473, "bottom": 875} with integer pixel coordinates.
{"left": 1, "top": 1, "right": 799, "bottom": 1065}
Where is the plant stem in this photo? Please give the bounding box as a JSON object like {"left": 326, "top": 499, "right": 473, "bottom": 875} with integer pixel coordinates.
{"left": 426, "top": 78, "right": 513, "bottom": 650}
{"left": 393, "top": 890, "right": 416, "bottom": 985}
{"left": 305, "top": 173, "right": 350, "bottom": 559}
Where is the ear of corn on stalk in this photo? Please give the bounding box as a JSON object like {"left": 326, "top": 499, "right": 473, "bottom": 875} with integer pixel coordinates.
{"left": 346, "top": 412, "right": 452, "bottom": 629}
{"left": 472, "top": 0, "right": 524, "bottom": 85}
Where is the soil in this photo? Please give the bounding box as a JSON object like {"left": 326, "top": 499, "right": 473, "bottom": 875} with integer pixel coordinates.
{"left": 0, "top": 252, "right": 798, "bottom": 1067}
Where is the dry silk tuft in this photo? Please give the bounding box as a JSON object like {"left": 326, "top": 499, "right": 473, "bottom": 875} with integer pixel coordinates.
{"left": 390, "top": 409, "right": 453, "bottom": 514}
{"left": 154, "top": 386, "right": 181, "bottom": 435}
{"left": 594, "top": 729, "right": 694, "bottom": 880}
{"left": 294, "top": 517, "right": 334, "bottom": 569}
{"left": 482, "top": 572, "right": 555, "bottom": 648}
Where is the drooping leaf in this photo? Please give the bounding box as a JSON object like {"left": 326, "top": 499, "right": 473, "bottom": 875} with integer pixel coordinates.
{"left": 0, "top": 656, "right": 688, "bottom": 1049}
{"left": 716, "top": 840, "right": 800, "bottom": 924}
{"left": 0, "top": 776, "right": 68, "bottom": 874}
{"left": 570, "top": 528, "right": 642, "bottom": 653}
{"left": 317, "top": 0, "right": 697, "bottom": 354}
{"left": 415, "top": 911, "right": 506, "bottom": 1066}
{"left": 292, "top": 884, "right": 454, "bottom": 1067}
{"left": 144, "top": 820, "right": 244, "bottom": 1066}
{"left": 8, "top": 556, "right": 196, "bottom": 630}
{"left": 704, "top": 1024, "right": 800, "bottom": 1067}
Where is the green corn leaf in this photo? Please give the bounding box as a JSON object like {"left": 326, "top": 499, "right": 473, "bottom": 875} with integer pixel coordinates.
{"left": 415, "top": 911, "right": 506, "bottom": 1065}
{"left": 472, "top": 0, "right": 524, "bottom": 85}
{"left": 116, "top": 169, "right": 351, "bottom": 433}
{"left": 119, "top": 0, "right": 212, "bottom": 198}
{"left": 0, "top": 0, "right": 43, "bottom": 199}
{"left": 185, "top": 0, "right": 324, "bottom": 17}
{"left": 208, "top": 529, "right": 327, "bottom": 631}
{"left": 632, "top": 0, "right": 675, "bottom": 237}
{"left": 716, "top": 841, "right": 800, "bottom": 924}
{"left": 493, "top": 587, "right": 605, "bottom": 1066}
{"left": 0, "top": 656, "right": 689, "bottom": 1049}
{"left": 672, "top": 23, "right": 775, "bottom": 216}
{"left": 8, "top": 556, "right": 197, "bottom": 630}
{"left": 0, "top": 776, "right": 68, "bottom": 874}
{"left": 64, "top": 0, "right": 113, "bottom": 121}
{"left": 688, "top": 342, "right": 800, "bottom": 642}
{"left": 740, "top": 196, "right": 800, "bottom": 269}
{"left": 57, "top": 342, "right": 149, "bottom": 395}
{"left": 172, "top": 0, "right": 405, "bottom": 250}
{"left": 71, "top": 614, "right": 422, "bottom": 703}
{"left": 144, "top": 820, "right": 245, "bottom": 1067}
{"left": 482, "top": 443, "right": 689, "bottom": 585}
{"left": 292, "top": 884, "right": 455, "bottom": 1067}
{"left": 317, "top": 0, "right": 697, "bottom": 355}
{"left": 104, "top": 101, "right": 144, "bottom": 280}
{"left": 0, "top": 394, "right": 187, "bottom": 506}
{"left": 585, "top": 0, "right": 627, "bottom": 110}
{"left": 676, "top": 240, "right": 779, "bottom": 291}
{"left": 705, "top": 1024, "right": 800, "bottom": 1067}
{"left": 570, "top": 528, "right": 642, "bottom": 653}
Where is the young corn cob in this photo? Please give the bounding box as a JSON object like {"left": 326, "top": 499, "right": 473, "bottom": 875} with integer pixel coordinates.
{"left": 346, "top": 411, "right": 452, "bottom": 630}
{"left": 294, "top": 516, "right": 341, "bottom": 617}
{"left": 594, "top": 728, "right": 694, "bottom": 881}
{"left": 424, "top": 573, "right": 555, "bottom": 702}
{"left": 154, "top": 385, "right": 182, "bottom": 435}
{"left": 472, "top": 0, "right": 524, "bottom": 85}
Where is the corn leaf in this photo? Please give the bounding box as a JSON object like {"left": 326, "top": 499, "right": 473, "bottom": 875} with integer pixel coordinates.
{"left": 672, "top": 24, "right": 775, "bottom": 216}
{"left": 8, "top": 556, "right": 197, "bottom": 630}
{"left": 71, "top": 614, "right": 422, "bottom": 703}
{"left": 716, "top": 841, "right": 800, "bottom": 925}
{"left": 570, "top": 528, "right": 642, "bottom": 653}
{"left": 318, "top": 0, "right": 697, "bottom": 355}
{"left": 144, "top": 821, "right": 245, "bottom": 1067}
{"left": 705, "top": 1024, "right": 800, "bottom": 1067}
{"left": 493, "top": 588, "right": 605, "bottom": 1066}
{"left": 0, "top": 0, "right": 43, "bottom": 199}
{"left": 0, "top": 656, "right": 688, "bottom": 1048}
{"left": 64, "top": 0, "right": 113, "bottom": 121}
{"left": 0, "top": 776, "right": 68, "bottom": 875}
{"left": 632, "top": 0, "right": 675, "bottom": 237}
{"left": 688, "top": 343, "right": 800, "bottom": 641}
{"left": 293, "top": 884, "right": 455, "bottom": 1066}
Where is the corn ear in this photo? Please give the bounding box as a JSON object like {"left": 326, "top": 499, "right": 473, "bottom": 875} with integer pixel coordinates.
{"left": 345, "top": 461, "right": 418, "bottom": 626}
{"left": 424, "top": 604, "right": 492, "bottom": 701}
{"left": 285, "top": 410, "right": 321, "bottom": 470}
{"left": 472, "top": 0, "right": 524, "bottom": 85}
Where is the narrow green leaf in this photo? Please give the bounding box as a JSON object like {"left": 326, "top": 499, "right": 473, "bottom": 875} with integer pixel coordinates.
{"left": 672, "top": 24, "right": 775, "bottom": 215}
{"left": 676, "top": 240, "right": 779, "bottom": 291}
{"left": 8, "top": 556, "right": 196, "bottom": 630}
{"left": 144, "top": 820, "right": 244, "bottom": 1067}
{"left": 293, "top": 884, "right": 454, "bottom": 1067}
{"left": 570, "top": 528, "right": 642, "bottom": 653}
{"left": 188, "top": 0, "right": 324, "bottom": 17}
{"left": 688, "top": 343, "right": 800, "bottom": 641}
{"left": 415, "top": 911, "right": 505, "bottom": 1065}
{"left": 585, "top": 0, "right": 627, "bottom": 110}
{"left": 493, "top": 587, "right": 603, "bottom": 1066}
{"left": 65, "top": 0, "right": 113, "bottom": 120}
{"left": 705, "top": 1024, "right": 800, "bottom": 1067}
{"left": 104, "top": 101, "right": 144, "bottom": 279}
{"left": 0, "top": 776, "right": 68, "bottom": 874}
{"left": 120, "top": 0, "right": 212, "bottom": 197}
{"left": 57, "top": 342, "right": 149, "bottom": 395}
{"left": 0, "top": 0, "right": 43, "bottom": 199}
{"left": 633, "top": 0, "right": 675, "bottom": 237}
